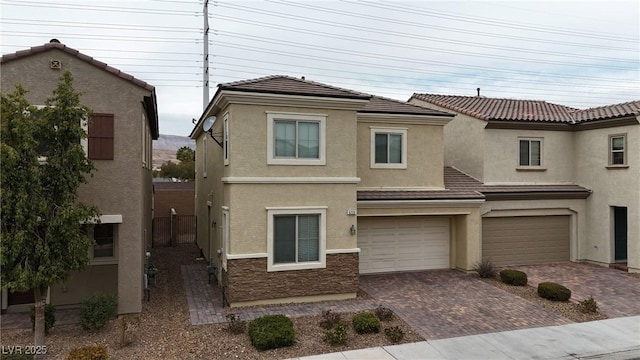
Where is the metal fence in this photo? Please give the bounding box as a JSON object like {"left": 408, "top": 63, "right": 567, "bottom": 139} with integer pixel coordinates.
{"left": 152, "top": 214, "right": 195, "bottom": 247}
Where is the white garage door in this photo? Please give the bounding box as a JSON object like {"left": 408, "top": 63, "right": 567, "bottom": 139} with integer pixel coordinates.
{"left": 358, "top": 216, "right": 450, "bottom": 274}
{"left": 482, "top": 216, "right": 570, "bottom": 266}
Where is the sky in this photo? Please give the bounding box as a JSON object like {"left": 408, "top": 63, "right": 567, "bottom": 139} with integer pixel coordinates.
{"left": 1, "top": 0, "right": 639, "bottom": 136}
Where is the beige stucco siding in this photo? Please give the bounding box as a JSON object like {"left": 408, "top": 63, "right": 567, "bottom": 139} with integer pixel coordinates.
{"left": 575, "top": 123, "right": 639, "bottom": 270}
{"left": 356, "top": 121, "right": 445, "bottom": 189}
{"left": 227, "top": 183, "right": 357, "bottom": 254}
{"left": 483, "top": 129, "right": 575, "bottom": 184}
{"left": 2, "top": 49, "right": 153, "bottom": 314}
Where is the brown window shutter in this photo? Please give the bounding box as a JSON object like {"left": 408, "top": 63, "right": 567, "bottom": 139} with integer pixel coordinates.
{"left": 88, "top": 113, "right": 114, "bottom": 160}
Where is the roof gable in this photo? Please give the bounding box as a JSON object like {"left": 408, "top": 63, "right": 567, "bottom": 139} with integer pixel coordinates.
{"left": 360, "top": 96, "right": 453, "bottom": 117}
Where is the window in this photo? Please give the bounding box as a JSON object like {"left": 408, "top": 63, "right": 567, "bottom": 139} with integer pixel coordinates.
{"left": 370, "top": 127, "right": 407, "bottom": 169}
{"left": 609, "top": 134, "right": 626, "bottom": 166}
{"left": 88, "top": 113, "right": 114, "bottom": 160}
{"left": 267, "top": 207, "right": 326, "bottom": 271}
{"left": 93, "top": 224, "right": 115, "bottom": 258}
{"left": 202, "top": 135, "right": 207, "bottom": 177}
{"left": 267, "top": 112, "right": 326, "bottom": 165}
{"left": 29, "top": 106, "right": 89, "bottom": 163}
{"left": 519, "top": 138, "right": 542, "bottom": 167}
{"left": 221, "top": 207, "right": 229, "bottom": 270}
{"left": 223, "top": 113, "right": 229, "bottom": 166}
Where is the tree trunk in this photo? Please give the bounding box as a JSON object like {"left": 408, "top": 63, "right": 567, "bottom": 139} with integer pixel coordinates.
{"left": 33, "top": 286, "right": 46, "bottom": 360}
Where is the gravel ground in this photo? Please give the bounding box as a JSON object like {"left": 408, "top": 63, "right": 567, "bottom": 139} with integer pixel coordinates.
{"left": 0, "top": 244, "right": 421, "bottom": 359}
{"left": 480, "top": 277, "right": 608, "bottom": 323}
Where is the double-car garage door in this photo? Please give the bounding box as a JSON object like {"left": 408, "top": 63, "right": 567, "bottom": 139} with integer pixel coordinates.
{"left": 358, "top": 216, "right": 450, "bottom": 274}
{"left": 482, "top": 216, "right": 570, "bottom": 266}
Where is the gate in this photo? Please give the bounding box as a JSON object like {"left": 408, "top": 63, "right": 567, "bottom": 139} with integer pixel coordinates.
{"left": 152, "top": 214, "right": 195, "bottom": 247}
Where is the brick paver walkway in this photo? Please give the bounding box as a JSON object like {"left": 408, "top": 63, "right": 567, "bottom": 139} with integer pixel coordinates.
{"left": 359, "top": 270, "right": 572, "bottom": 340}
{"left": 181, "top": 263, "right": 379, "bottom": 326}
{"left": 507, "top": 263, "right": 640, "bottom": 318}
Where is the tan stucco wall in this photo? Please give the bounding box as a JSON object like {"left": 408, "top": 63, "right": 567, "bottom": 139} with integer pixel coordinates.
{"left": 228, "top": 183, "right": 357, "bottom": 254}
{"left": 356, "top": 121, "right": 445, "bottom": 188}
{"left": 1, "top": 49, "right": 153, "bottom": 313}
{"left": 409, "top": 99, "right": 486, "bottom": 180}
{"left": 357, "top": 204, "right": 482, "bottom": 270}
{"left": 575, "top": 123, "right": 640, "bottom": 270}
{"left": 50, "top": 264, "right": 118, "bottom": 306}
{"left": 483, "top": 129, "right": 575, "bottom": 184}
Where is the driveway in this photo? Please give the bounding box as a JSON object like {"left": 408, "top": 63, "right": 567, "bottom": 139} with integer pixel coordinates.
{"left": 359, "top": 270, "right": 571, "bottom": 340}
{"left": 506, "top": 262, "right": 640, "bottom": 318}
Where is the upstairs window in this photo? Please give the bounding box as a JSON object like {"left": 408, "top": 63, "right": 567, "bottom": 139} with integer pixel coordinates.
{"left": 370, "top": 127, "right": 407, "bottom": 169}
{"left": 267, "top": 112, "right": 326, "bottom": 165}
{"left": 223, "top": 113, "right": 229, "bottom": 166}
{"left": 609, "top": 134, "right": 626, "bottom": 166}
{"left": 519, "top": 138, "right": 542, "bottom": 167}
{"left": 88, "top": 113, "right": 114, "bottom": 160}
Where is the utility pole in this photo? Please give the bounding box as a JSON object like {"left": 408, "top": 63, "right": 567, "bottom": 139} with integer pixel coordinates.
{"left": 203, "top": 0, "right": 210, "bottom": 110}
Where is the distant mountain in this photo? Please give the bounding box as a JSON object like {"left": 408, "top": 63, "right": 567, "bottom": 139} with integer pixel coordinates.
{"left": 153, "top": 134, "right": 195, "bottom": 170}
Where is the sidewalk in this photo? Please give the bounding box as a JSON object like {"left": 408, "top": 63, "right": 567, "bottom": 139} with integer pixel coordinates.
{"left": 289, "top": 316, "right": 640, "bottom": 360}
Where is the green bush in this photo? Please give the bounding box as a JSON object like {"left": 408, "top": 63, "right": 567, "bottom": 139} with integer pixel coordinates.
{"left": 538, "top": 282, "right": 572, "bottom": 301}
{"left": 226, "top": 313, "right": 246, "bottom": 334}
{"left": 473, "top": 258, "right": 496, "bottom": 278}
{"left": 248, "top": 315, "right": 295, "bottom": 351}
{"left": 352, "top": 312, "right": 380, "bottom": 334}
{"left": 65, "top": 345, "right": 109, "bottom": 360}
{"left": 374, "top": 305, "right": 394, "bottom": 322}
{"left": 579, "top": 296, "right": 598, "bottom": 313}
{"left": 30, "top": 303, "right": 56, "bottom": 335}
{"left": 323, "top": 322, "right": 348, "bottom": 346}
{"left": 319, "top": 309, "right": 342, "bottom": 330}
{"left": 499, "top": 269, "right": 528, "bottom": 286}
{"left": 384, "top": 326, "right": 405, "bottom": 343}
{"left": 79, "top": 294, "right": 118, "bottom": 331}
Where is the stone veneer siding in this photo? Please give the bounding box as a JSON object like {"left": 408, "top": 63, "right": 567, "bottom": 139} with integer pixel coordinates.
{"left": 222, "top": 253, "right": 359, "bottom": 304}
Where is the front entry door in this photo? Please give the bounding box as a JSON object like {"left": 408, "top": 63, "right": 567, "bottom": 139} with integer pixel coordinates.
{"left": 614, "top": 207, "right": 627, "bottom": 261}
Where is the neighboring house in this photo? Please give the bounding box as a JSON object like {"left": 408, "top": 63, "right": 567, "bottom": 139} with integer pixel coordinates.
{"left": 1, "top": 40, "right": 159, "bottom": 313}
{"left": 410, "top": 94, "right": 639, "bottom": 273}
{"left": 191, "top": 76, "right": 484, "bottom": 307}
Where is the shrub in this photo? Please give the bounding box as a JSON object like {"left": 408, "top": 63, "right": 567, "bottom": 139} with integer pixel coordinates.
{"left": 579, "top": 296, "right": 598, "bottom": 313}
{"left": 79, "top": 294, "right": 118, "bottom": 331}
{"left": 118, "top": 314, "right": 141, "bottom": 348}
{"left": 319, "top": 309, "right": 342, "bottom": 330}
{"left": 323, "top": 322, "right": 348, "bottom": 346}
{"left": 65, "top": 345, "right": 109, "bottom": 360}
{"left": 226, "top": 313, "right": 246, "bottom": 334}
{"left": 384, "top": 326, "right": 405, "bottom": 343}
{"left": 30, "top": 303, "right": 56, "bottom": 335}
{"left": 248, "top": 315, "right": 295, "bottom": 351}
{"left": 473, "top": 258, "right": 496, "bottom": 278}
{"left": 499, "top": 269, "right": 528, "bottom": 286}
{"left": 538, "top": 282, "right": 572, "bottom": 301}
{"left": 352, "top": 312, "right": 380, "bottom": 334}
{"left": 374, "top": 305, "right": 394, "bottom": 322}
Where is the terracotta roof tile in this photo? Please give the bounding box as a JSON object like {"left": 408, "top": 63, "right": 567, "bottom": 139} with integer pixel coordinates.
{"left": 574, "top": 100, "right": 640, "bottom": 122}
{"left": 357, "top": 189, "right": 484, "bottom": 201}
{"left": 220, "top": 75, "right": 371, "bottom": 100}
{"left": 360, "top": 96, "right": 454, "bottom": 117}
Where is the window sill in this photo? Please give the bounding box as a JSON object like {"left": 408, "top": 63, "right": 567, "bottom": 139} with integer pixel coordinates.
{"left": 267, "top": 261, "right": 325, "bottom": 272}
{"left": 91, "top": 258, "right": 118, "bottom": 266}
{"left": 370, "top": 164, "right": 407, "bottom": 170}
{"left": 516, "top": 167, "right": 547, "bottom": 172}
{"left": 606, "top": 165, "right": 629, "bottom": 169}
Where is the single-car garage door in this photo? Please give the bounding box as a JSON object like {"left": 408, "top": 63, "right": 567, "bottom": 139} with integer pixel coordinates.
{"left": 482, "top": 216, "right": 569, "bottom": 266}
{"left": 358, "top": 216, "right": 450, "bottom": 274}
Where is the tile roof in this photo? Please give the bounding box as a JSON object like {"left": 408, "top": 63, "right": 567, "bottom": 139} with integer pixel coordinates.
{"left": 219, "top": 75, "right": 371, "bottom": 100}
{"left": 411, "top": 94, "right": 576, "bottom": 122}
{"left": 359, "top": 96, "right": 454, "bottom": 117}
{"left": 1, "top": 41, "right": 155, "bottom": 92}
{"left": 411, "top": 94, "right": 640, "bottom": 123}
{"left": 574, "top": 100, "right": 640, "bottom": 122}
{"left": 357, "top": 189, "right": 484, "bottom": 201}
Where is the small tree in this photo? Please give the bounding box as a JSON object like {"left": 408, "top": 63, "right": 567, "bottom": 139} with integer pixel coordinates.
{"left": 1, "top": 72, "right": 100, "bottom": 355}
{"left": 176, "top": 146, "right": 195, "bottom": 162}
{"left": 156, "top": 146, "right": 195, "bottom": 180}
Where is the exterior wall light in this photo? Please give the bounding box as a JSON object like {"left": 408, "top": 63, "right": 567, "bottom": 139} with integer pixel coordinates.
{"left": 350, "top": 224, "right": 357, "bottom": 236}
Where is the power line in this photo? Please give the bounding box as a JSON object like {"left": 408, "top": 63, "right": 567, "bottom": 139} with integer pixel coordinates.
{"left": 2, "top": 18, "right": 200, "bottom": 33}
{"left": 3, "top": 31, "right": 201, "bottom": 43}
{"left": 1, "top": 0, "right": 201, "bottom": 16}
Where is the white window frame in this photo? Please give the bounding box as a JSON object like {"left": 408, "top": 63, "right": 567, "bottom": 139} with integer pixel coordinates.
{"left": 518, "top": 137, "right": 543, "bottom": 168}
{"left": 266, "top": 112, "right": 326, "bottom": 166}
{"left": 202, "top": 135, "right": 207, "bottom": 178}
{"left": 221, "top": 207, "right": 230, "bottom": 270}
{"left": 266, "top": 206, "right": 327, "bottom": 272}
{"left": 31, "top": 105, "right": 88, "bottom": 163}
{"left": 223, "top": 112, "right": 230, "bottom": 166}
{"left": 609, "top": 134, "right": 626, "bottom": 166}
{"left": 370, "top": 127, "right": 407, "bottom": 169}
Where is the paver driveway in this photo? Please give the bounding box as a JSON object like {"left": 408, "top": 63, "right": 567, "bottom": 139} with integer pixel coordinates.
{"left": 359, "top": 270, "right": 571, "bottom": 340}
{"left": 507, "top": 263, "right": 640, "bottom": 318}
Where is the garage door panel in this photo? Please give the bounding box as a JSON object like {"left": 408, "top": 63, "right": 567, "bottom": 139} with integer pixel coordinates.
{"left": 359, "top": 216, "right": 450, "bottom": 274}
{"left": 482, "top": 216, "right": 569, "bottom": 266}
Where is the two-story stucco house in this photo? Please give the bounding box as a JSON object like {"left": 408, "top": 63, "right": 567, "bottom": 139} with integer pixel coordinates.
{"left": 1, "top": 40, "right": 159, "bottom": 314}
{"left": 410, "top": 94, "right": 639, "bottom": 273}
{"left": 191, "top": 76, "right": 484, "bottom": 307}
